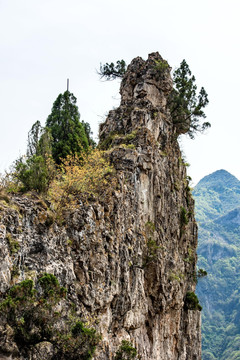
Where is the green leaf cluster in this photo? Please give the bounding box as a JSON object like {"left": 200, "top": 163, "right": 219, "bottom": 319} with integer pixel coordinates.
{"left": 15, "top": 154, "right": 51, "bottom": 193}
{"left": 115, "top": 340, "right": 138, "bottom": 360}
{"left": 12, "top": 120, "right": 54, "bottom": 193}
{"left": 184, "top": 291, "right": 202, "bottom": 311}
{"left": 154, "top": 59, "right": 169, "bottom": 73}
{"left": 98, "top": 60, "right": 126, "bottom": 80}
{"left": 169, "top": 59, "right": 210, "bottom": 139}
{"left": 46, "top": 91, "right": 90, "bottom": 164}
{"left": 0, "top": 274, "right": 100, "bottom": 359}
{"left": 6, "top": 232, "right": 20, "bottom": 254}
{"left": 180, "top": 206, "right": 189, "bottom": 226}
{"left": 8, "top": 90, "right": 95, "bottom": 194}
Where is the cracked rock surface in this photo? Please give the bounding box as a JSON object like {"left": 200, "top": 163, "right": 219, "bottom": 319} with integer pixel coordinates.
{"left": 0, "top": 52, "right": 201, "bottom": 359}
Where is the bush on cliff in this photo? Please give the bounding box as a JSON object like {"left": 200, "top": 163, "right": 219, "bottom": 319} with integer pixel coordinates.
{"left": 115, "top": 340, "right": 138, "bottom": 360}
{"left": 0, "top": 274, "right": 100, "bottom": 359}
{"left": 3, "top": 90, "right": 96, "bottom": 194}
{"left": 48, "top": 148, "right": 116, "bottom": 214}
{"left": 184, "top": 291, "right": 202, "bottom": 311}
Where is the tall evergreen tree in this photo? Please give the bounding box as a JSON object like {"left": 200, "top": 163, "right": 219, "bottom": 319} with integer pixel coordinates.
{"left": 46, "top": 91, "right": 89, "bottom": 164}
{"left": 27, "top": 121, "right": 52, "bottom": 159}
{"left": 27, "top": 120, "right": 42, "bottom": 158}
{"left": 15, "top": 121, "right": 54, "bottom": 193}
{"left": 81, "top": 120, "right": 96, "bottom": 148}
{"left": 169, "top": 59, "right": 210, "bottom": 139}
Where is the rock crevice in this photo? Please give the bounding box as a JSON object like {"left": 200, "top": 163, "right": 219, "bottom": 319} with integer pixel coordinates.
{"left": 0, "top": 52, "right": 201, "bottom": 359}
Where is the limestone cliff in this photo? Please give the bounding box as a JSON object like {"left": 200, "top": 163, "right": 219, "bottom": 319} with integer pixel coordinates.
{"left": 0, "top": 53, "right": 201, "bottom": 359}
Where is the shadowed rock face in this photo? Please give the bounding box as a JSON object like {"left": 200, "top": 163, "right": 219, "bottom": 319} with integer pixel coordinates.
{"left": 0, "top": 53, "right": 201, "bottom": 360}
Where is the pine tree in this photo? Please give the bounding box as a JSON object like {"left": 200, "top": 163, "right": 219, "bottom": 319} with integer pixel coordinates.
{"left": 27, "top": 120, "right": 42, "bottom": 158}
{"left": 98, "top": 60, "right": 126, "bottom": 80}
{"left": 15, "top": 121, "right": 54, "bottom": 193}
{"left": 169, "top": 59, "right": 210, "bottom": 139}
{"left": 46, "top": 91, "right": 89, "bottom": 164}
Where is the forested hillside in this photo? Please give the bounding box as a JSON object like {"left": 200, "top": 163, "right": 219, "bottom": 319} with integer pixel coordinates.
{"left": 194, "top": 170, "right": 240, "bottom": 360}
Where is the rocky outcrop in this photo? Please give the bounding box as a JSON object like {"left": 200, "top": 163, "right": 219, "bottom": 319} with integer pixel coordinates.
{"left": 0, "top": 52, "right": 201, "bottom": 359}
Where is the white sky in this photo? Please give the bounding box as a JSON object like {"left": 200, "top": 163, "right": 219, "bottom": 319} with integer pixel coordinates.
{"left": 0, "top": 0, "right": 240, "bottom": 185}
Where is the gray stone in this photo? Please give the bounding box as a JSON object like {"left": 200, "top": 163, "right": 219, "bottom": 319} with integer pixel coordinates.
{"left": 0, "top": 52, "right": 201, "bottom": 359}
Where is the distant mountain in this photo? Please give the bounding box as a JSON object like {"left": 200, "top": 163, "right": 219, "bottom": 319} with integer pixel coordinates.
{"left": 194, "top": 170, "right": 240, "bottom": 360}
{"left": 194, "top": 169, "right": 240, "bottom": 223}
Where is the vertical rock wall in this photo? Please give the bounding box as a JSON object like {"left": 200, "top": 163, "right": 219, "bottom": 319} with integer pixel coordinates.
{"left": 0, "top": 53, "right": 201, "bottom": 359}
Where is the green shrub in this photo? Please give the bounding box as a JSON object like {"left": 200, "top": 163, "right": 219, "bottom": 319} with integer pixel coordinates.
{"left": 38, "top": 273, "right": 66, "bottom": 299}
{"left": 180, "top": 206, "right": 189, "bottom": 226}
{"left": 15, "top": 155, "right": 50, "bottom": 193}
{"left": 184, "top": 248, "right": 194, "bottom": 263}
{"left": 124, "top": 130, "right": 137, "bottom": 142}
{"left": 115, "top": 340, "right": 138, "bottom": 360}
{"left": 55, "top": 320, "right": 101, "bottom": 360}
{"left": 126, "top": 144, "right": 135, "bottom": 149}
{"left": 6, "top": 233, "right": 20, "bottom": 254}
{"left": 145, "top": 221, "right": 155, "bottom": 234}
{"left": 197, "top": 268, "right": 208, "bottom": 279}
{"left": 184, "top": 291, "right": 202, "bottom": 311}
{"left": 98, "top": 131, "right": 121, "bottom": 150}
{"left": 9, "top": 279, "right": 35, "bottom": 300}
{"left": 0, "top": 274, "right": 100, "bottom": 359}
{"left": 143, "top": 222, "right": 161, "bottom": 266}
{"left": 154, "top": 59, "right": 169, "bottom": 73}
{"left": 146, "top": 239, "right": 159, "bottom": 261}
{"left": 169, "top": 271, "right": 184, "bottom": 283}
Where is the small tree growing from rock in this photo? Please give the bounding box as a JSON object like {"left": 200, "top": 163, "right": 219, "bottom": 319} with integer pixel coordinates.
{"left": 169, "top": 59, "right": 210, "bottom": 138}
{"left": 115, "top": 340, "right": 138, "bottom": 360}
{"left": 98, "top": 60, "right": 126, "bottom": 80}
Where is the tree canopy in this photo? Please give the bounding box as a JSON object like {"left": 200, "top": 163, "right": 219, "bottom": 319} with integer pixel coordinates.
{"left": 27, "top": 120, "right": 52, "bottom": 160}
{"left": 169, "top": 59, "right": 210, "bottom": 139}
{"left": 81, "top": 120, "right": 96, "bottom": 148}
{"left": 13, "top": 121, "right": 54, "bottom": 193}
{"left": 98, "top": 60, "right": 126, "bottom": 80}
{"left": 11, "top": 90, "right": 95, "bottom": 193}
{"left": 46, "top": 91, "right": 89, "bottom": 164}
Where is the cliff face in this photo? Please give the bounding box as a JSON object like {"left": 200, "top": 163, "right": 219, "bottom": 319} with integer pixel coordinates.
{"left": 0, "top": 53, "right": 201, "bottom": 360}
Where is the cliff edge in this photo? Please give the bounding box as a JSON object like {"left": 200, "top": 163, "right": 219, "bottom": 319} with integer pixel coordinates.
{"left": 0, "top": 52, "right": 201, "bottom": 360}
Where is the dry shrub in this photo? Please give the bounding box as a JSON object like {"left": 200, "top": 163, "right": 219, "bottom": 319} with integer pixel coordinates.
{"left": 48, "top": 149, "right": 116, "bottom": 213}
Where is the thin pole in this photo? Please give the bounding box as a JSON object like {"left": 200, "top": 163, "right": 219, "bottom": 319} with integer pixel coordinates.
{"left": 67, "top": 78, "right": 69, "bottom": 91}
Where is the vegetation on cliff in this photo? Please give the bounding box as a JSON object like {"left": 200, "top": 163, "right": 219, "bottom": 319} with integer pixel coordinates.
{"left": 98, "top": 58, "right": 210, "bottom": 139}
{"left": 0, "top": 52, "right": 205, "bottom": 360}
{"left": 0, "top": 274, "right": 101, "bottom": 359}
{"left": 46, "top": 91, "right": 90, "bottom": 164}
{"left": 98, "top": 60, "right": 126, "bottom": 80}
{"left": 169, "top": 59, "right": 210, "bottom": 139}
{"left": 0, "top": 87, "right": 115, "bottom": 209}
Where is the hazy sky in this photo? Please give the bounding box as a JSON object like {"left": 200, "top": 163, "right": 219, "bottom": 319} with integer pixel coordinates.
{"left": 1, "top": 0, "right": 239, "bottom": 185}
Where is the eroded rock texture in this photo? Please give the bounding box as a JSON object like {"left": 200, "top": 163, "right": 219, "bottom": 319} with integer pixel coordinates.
{"left": 0, "top": 52, "right": 201, "bottom": 359}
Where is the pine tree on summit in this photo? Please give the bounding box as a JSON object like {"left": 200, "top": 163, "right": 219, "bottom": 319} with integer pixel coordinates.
{"left": 46, "top": 91, "right": 89, "bottom": 164}
{"left": 169, "top": 59, "right": 210, "bottom": 139}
